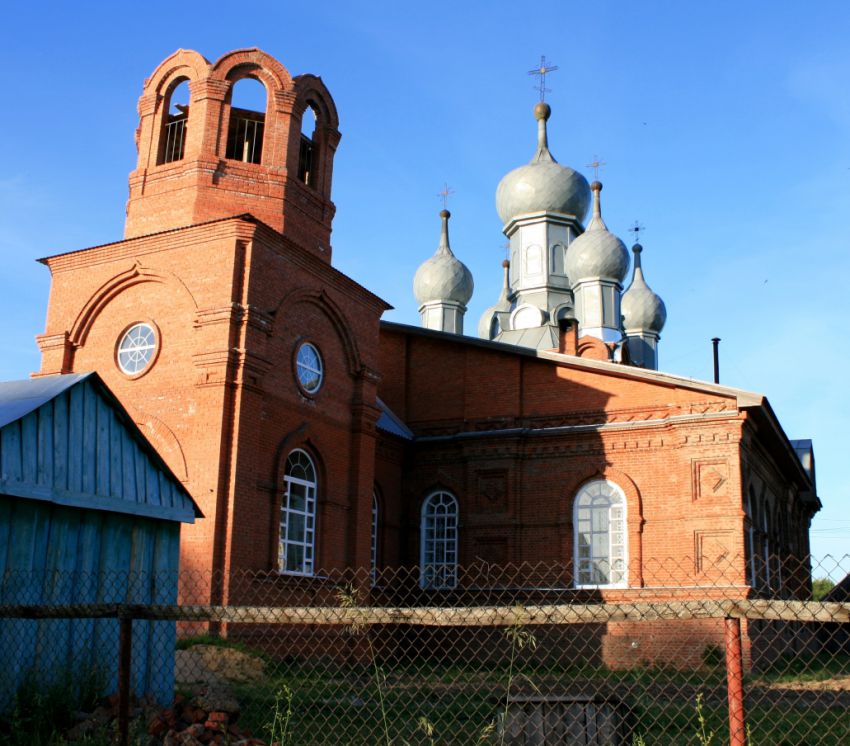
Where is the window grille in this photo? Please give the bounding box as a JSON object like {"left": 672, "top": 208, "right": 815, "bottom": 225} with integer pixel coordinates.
{"left": 280, "top": 449, "right": 316, "bottom": 576}
{"left": 420, "top": 491, "right": 459, "bottom": 589}
{"left": 226, "top": 108, "right": 265, "bottom": 164}
{"left": 161, "top": 115, "right": 187, "bottom": 164}
{"left": 574, "top": 480, "right": 628, "bottom": 587}
{"left": 117, "top": 323, "right": 157, "bottom": 376}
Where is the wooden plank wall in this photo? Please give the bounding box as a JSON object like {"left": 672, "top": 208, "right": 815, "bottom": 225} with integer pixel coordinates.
{"left": 0, "top": 378, "right": 192, "bottom": 520}
{"left": 0, "top": 496, "right": 180, "bottom": 705}
{"left": 0, "top": 377, "right": 187, "bottom": 705}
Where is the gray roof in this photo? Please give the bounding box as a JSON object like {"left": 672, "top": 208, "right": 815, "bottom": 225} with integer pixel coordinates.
{"left": 0, "top": 373, "right": 89, "bottom": 429}
{"left": 494, "top": 325, "right": 559, "bottom": 350}
{"left": 790, "top": 439, "right": 816, "bottom": 492}
{"left": 376, "top": 397, "right": 413, "bottom": 440}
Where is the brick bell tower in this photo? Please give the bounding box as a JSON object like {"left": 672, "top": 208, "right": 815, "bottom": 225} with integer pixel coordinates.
{"left": 36, "top": 49, "right": 389, "bottom": 601}
{"left": 126, "top": 48, "right": 341, "bottom": 259}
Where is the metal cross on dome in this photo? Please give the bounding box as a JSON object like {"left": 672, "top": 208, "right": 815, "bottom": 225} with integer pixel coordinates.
{"left": 586, "top": 155, "right": 607, "bottom": 180}
{"left": 437, "top": 183, "right": 455, "bottom": 210}
{"left": 629, "top": 220, "right": 645, "bottom": 244}
{"left": 528, "top": 55, "right": 558, "bottom": 102}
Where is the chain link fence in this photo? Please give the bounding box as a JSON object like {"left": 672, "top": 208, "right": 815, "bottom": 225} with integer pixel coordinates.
{"left": 0, "top": 555, "right": 848, "bottom": 745}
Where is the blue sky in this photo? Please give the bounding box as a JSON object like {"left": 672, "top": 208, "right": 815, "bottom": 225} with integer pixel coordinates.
{"left": 1, "top": 1, "right": 847, "bottom": 560}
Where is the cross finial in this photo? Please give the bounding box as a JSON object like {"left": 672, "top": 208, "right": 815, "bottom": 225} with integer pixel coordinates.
{"left": 528, "top": 55, "right": 558, "bottom": 102}
{"left": 437, "top": 183, "right": 455, "bottom": 210}
{"left": 586, "top": 155, "right": 607, "bottom": 180}
{"left": 503, "top": 240, "right": 511, "bottom": 262}
{"left": 628, "top": 220, "right": 645, "bottom": 244}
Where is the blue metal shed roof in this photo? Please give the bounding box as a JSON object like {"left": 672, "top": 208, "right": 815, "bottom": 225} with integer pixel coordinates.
{"left": 0, "top": 373, "right": 201, "bottom": 522}
{"left": 0, "top": 373, "right": 89, "bottom": 429}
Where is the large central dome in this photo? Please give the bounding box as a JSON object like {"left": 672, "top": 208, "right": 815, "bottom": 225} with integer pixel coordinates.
{"left": 495, "top": 103, "right": 590, "bottom": 226}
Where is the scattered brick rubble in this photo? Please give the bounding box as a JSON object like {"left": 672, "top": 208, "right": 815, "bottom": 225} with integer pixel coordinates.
{"left": 67, "top": 689, "right": 268, "bottom": 745}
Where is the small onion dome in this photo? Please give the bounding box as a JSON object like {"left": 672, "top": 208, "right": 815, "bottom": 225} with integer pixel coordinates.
{"left": 564, "top": 181, "right": 629, "bottom": 284}
{"left": 495, "top": 103, "right": 590, "bottom": 226}
{"left": 413, "top": 209, "right": 474, "bottom": 305}
{"left": 621, "top": 244, "right": 667, "bottom": 333}
{"left": 478, "top": 259, "right": 512, "bottom": 338}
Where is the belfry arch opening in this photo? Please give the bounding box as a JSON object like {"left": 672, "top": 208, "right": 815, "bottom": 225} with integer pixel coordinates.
{"left": 298, "top": 103, "right": 318, "bottom": 187}
{"left": 159, "top": 79, "right": 190, "bottom": 165}
{"left": 226, "top": 77, "right": 267, "bottom": 164}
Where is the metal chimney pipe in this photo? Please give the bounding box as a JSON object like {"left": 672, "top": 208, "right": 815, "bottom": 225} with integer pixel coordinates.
{"left": 712, "top": 337, "right": 721, "bottom": 384}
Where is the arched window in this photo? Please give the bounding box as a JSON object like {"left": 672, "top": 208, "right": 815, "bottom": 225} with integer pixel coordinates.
{"left": 524, "top": 244, "right": 543, "bottom": 276}
{"left": 761, "top": 505, "right": 771, "bottom": 590}
{"left": 298, "top": 104, "right": 318, "bottom": 187}
{"left": 279, "top": 449, "right": 317, "bottom": 576}
{"left": 574, "top": 480, "right": 627, "bottom": 588}
{"left": 552, "top": 243, "right": 567, "bottom": 275}
{"left": 746, "top": 489, "right": 756, "bottom": 588}
{"left": 159, "top": 79, "right": 190, "bottom": 164}
{"left": 371, "top": 491, "right": 379, "bottom": 581}
{"left": 226, "top": 77, "right": 267, "bottom": 164}
{"left": 420, "top": 491, "right": 459, "bottom": 589}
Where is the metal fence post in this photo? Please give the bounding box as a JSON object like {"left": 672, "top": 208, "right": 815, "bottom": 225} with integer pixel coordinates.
{"left": 118, "top": 612, "right": 133, "bottom": 746}
{"left": 725, "top": 616, "right": 747, "bottom": 746}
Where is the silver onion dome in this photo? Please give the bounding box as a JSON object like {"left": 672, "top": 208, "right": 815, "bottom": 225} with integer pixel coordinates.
{"left": 564, "top": 181, "right": 629, "bottom": 284}
{"left": 621, "top": 244, "right": 667, "bottom": 333}
{"left": 495, "top": 103, "right": 590, "bottom": 226}
{"left": 413, "top": 210, "right": 474, "bottom": 305}
{"left": 478, "top": 259, "right": 512, "bottom": 338}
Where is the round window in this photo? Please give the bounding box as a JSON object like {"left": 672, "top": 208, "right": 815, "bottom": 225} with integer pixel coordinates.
{"left": 117, "top": 323, "right": 157, "bottom": 376}
{"left": 296, "top": 343, "right": 323, "bottom": 394}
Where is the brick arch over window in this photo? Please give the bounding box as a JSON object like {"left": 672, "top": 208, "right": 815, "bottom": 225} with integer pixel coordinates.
{"left": 144, "top": 49, "right": 211, "bottom": 96}
{"left": 130, "top": 407, "right": 189, "bottom": 482}
{"left": 210, "top": 48, "right": 293, "bottom": 92}
{"left": 561, "top": 467, "right": 644, "bottom": 587}
{"left": 137, "top": 50, "right": 211, "bottom": 167}
{"left": 69, "top": 262, "right": 198, "bottom": 348}
{"left": 272, "top": 288, "right": 362, "bottom": 376}
{"left": 294, "top": 75, "right": 339, "bottom": 130}
{"left": 286, "top": 75, "right": 339, "bottom": 200}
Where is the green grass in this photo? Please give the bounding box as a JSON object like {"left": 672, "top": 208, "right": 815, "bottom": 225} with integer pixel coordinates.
{"left": 222, "top": 655, "right": 849, "bottom": 745}
{"left": 0, "top": 667, "right": 111, "bottom": 746}
{"left": 749, "top": 651, "right": 850, "bottom": 686}
{"left": 4, "top": 646, "right": 847, "bottom": 744}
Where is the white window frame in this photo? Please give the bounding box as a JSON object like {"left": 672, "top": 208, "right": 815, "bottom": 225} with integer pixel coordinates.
{"left": 420, "top": 491, "right": 459, "bottom": 589}
{"left": 279, "top": 449, "right": 317, "bottom": 576}
{"left": 117, "top": 322, "right": 158, "bottom": 376}
{"left": 295, "top": 342, "right": 323, "bottom": 394}
{"left": 573, "top": 480, "right": 628, "bottom": 589}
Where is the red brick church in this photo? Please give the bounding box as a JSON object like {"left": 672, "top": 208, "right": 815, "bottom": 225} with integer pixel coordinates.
{"left": 34, "top": 48, "right": 819, "bottom": 625}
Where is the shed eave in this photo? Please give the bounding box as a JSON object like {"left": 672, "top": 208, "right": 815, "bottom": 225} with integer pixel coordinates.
{"left": 0, "top": 481, "right": 197, "bottom": 524}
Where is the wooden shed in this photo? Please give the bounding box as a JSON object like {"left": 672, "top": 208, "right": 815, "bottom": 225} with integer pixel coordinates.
{"left": 0, "top": 372, "right": 200, "bottom": 706}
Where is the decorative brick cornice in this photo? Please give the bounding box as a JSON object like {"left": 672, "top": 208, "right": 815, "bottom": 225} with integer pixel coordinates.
{"left": 36, "top": 331, "right": 70, "bottom": 351}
